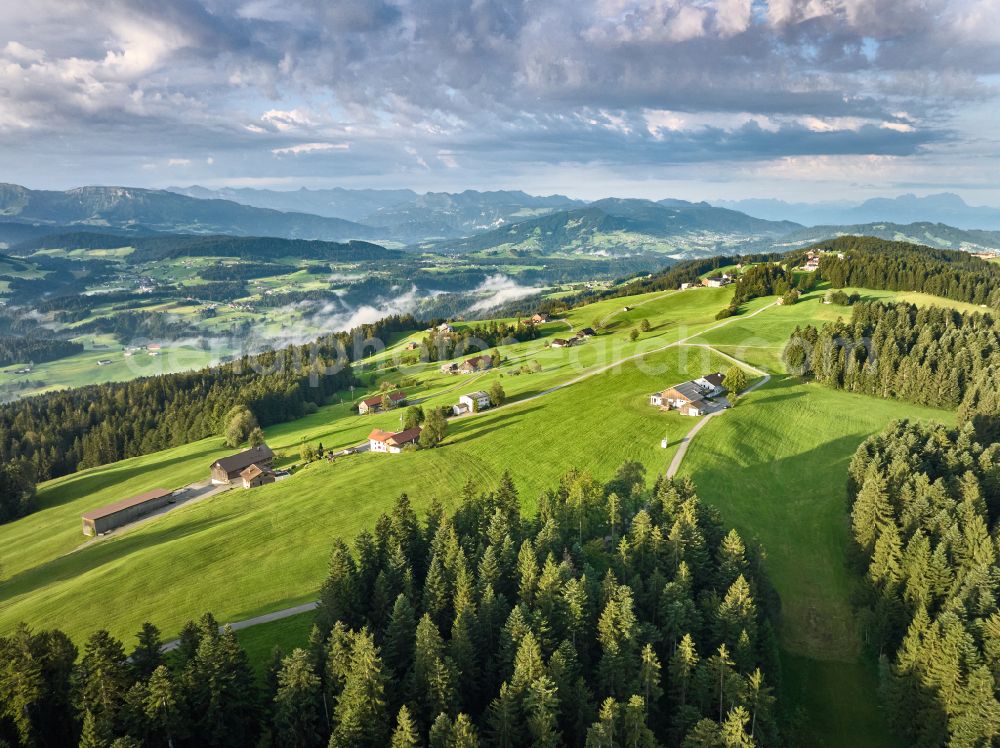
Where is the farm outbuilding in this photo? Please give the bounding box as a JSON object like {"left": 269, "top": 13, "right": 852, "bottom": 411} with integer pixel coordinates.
{"left": 211, "top": 444, "right": 275, "bottom": 484}
{"left": 81, "top": 488, "right": 173, "bottom": 536}
{"left": 240, "top": 463, "right": 275, "bottom": 489}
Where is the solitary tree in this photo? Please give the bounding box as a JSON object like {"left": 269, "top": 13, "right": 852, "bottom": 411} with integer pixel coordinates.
{"left": 640, "top": 319, "right": 651, "bottom": 332}
{"left": 403, "top": 406, "right": 425, "bottom": 430}
{"left": 224, "top": 406, "right": 258, "bottom": 448}
{"left": 630, "top": 329, "right": 640, "bottom": 342}
{"left": 724, "top": 366, "right": 749, "bottom": 396}
{"left": 489, "top": 381, "right": 506, "bottom": 407}
{"left": 420, "top": 410, "right": 447, "bottom": 449}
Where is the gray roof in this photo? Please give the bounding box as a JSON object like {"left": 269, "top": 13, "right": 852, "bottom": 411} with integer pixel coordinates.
{"left": 667, "top": 381, "right": 705, "bottom": 402}
{"left": 212, "top": 444, "right": 274, "bottom": 474}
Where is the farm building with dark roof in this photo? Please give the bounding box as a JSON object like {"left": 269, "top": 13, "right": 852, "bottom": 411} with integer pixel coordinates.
{"left": 81, "top": 488, "right": 173, "bottom": 536}
{"left": 211, "top": 444, "right": 274, "bottom": 484}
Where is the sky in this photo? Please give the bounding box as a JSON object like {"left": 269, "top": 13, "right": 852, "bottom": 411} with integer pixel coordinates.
{"left": 2, "top": 0, "right": 999, "bottom": 203}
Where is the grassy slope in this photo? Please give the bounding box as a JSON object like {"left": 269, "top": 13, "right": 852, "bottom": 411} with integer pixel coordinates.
{"left": 0, "top": 344, "right": 734, "bottom": 641}
{"left": 0, "top": 282, "right": 972, "bottom": 744}
{"left": 685, "top": 286, "right": 962, "bottom": 747}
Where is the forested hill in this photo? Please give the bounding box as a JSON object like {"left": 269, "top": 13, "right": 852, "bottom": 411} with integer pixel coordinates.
{"left": 422, "top": 199, "right": 800, "bottom": 255}
{"left": 10, "top": 232, "right": 404, "bottom": 263}
{"left": 784, "top": 302, "right": 999, "bottom": 425}
{"left": 847, "top": 421, "right": 1000, "bottom": 745}
{"left": 811, "top": 236, "right": 1000, "bottom": 308}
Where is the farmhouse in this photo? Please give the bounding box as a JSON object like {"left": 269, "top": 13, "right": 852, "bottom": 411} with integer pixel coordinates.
{"left": 81, "top": 488, "right": 173, "bottom": 536}
{"left": 368, "top": 427, "right": 422, "bottom": 453}
{"left": 359, "top": 390, "right": 407, "bottom": 414}
{"left": 456, "top": 391, "right": 491, "bottom": 414}
{"left": 703, "top": 275, "right": 733, "bottom": 288}
{"left": 551, "top": 338, "right": 572, "bottom": 348}
{"left": 404, "top": 341, "right": 419, "bottom": 351}
{"left": 531, "top": 313, "right": 549, "bottom": 324}
{"left": 459, "top": 355, "right": 492, "bottom": 373}
{"left": 240, "top": 463, "right": 275, "bottom": 489}
{"left": 437, "top": 323, "right": 455, "bottom": 333}
{"left": 96, "top": 359, "right": 113, "bottom": 366}
{"left": 650, "top": 373, "right": 728, "bottom": 417}
{"left": 211, "top": 444, "right": 274, "bottom": 484}
{"left": 694, "top": 372, "right": 726, "bottom": 396}
{"left": 651, "top": 381, "right": 706, "bottom": 415}
{"left": 576, "top": 327, "right": 597, "bottom": 338}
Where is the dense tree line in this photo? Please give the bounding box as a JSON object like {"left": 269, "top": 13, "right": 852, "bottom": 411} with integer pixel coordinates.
{"left": 418, "top": 320, "right": 540, "bottom": 363}
{"left": 847, "top": 420, "right": 1000, "bottom": 746}
{"left": 198, "top": 262, "right": 289, "bottom": 282}
{"left": 70, "top": 311, "right": 203, "bottom": 344}
{"left": 0, "top": 459, "right": 35, "bottom": 524}
{"left": 783, "top": 302, "right": 999, "bottom": 422}
{"left": 0, "top": 467, "right": 783, "bottom": 747}
{"left": 125, "top": 236, "right": 404, "bottom": 264}
{"left": 812, "top": 236, "right": 1000, "bottom": 309}
{"left": 730, "top": 265, "right": 793, "bottom": 306}
{"left": 0, "top": 335, "right": 83, "bottom": 367}
{"left": 308, "top": 466, "right": 781, "bottom": 747}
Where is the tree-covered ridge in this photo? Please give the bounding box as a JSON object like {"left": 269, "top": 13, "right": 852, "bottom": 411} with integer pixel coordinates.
{"left": 0, "top": 335, "right": 83, "bottom": 367}
{"left": 416, "top": 320, "right": 540, "bottom": 363}
{"left": 0, "top": 314, "right": 421, "bottom": 485}
{"left": 847, "top": 420, "right": 1000, "bottom": 746}
{"left": 811, "top": 236, "right": 1000, "bottom": 309}
{"left": 783, "top": 302, "right": 1000, "bottom": 422}
{"left": 313, "top": 466, "right": 781, "bottom": 747}
{"left": 0, "top": 467, "right": 782, "bottom": 747}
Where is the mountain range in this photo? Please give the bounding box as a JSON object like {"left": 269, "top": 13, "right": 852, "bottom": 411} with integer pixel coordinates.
{"left": 718, "top": 193, "right": 1000, "bottom": 231}
{"left": 1, "top": 182, "right": 998, "bottom": 257}
{"left": 0, "top": 183, "right": 373, "bottom": 241}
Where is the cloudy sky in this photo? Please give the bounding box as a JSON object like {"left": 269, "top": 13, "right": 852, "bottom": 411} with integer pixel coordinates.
{"left": 2, "top": 0, "right": 999, "bottom": 202}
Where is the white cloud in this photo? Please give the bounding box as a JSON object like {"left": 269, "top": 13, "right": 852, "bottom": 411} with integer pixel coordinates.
{"left": 3, "top": 41, "right": 44, "bottom": 63}
{"left": 167, "top": 158, "right": 191, "bottom": 166}
{"left": 261, "top": 109, "right": 313, "bottom": 131}
{"left": 714, "top": 0, "right": 752, "bottom": 36}
{"left": 467, "top": 275, "right": 540, "bottom": 313}
{"left": 271, "top": 142, "right": 349, "bottom": 156}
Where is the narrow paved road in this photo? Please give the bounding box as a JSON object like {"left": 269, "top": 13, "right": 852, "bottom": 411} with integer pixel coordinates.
{"left": 161, "top": 602, "right": 319, "bottom": 651}
{"left": 666, "top": 344, "right": 771, "bottom": 478}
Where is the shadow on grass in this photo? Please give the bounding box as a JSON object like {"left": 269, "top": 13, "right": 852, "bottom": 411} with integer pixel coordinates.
{"left": 0, "top": 513, "right": 232, "bottom": 599}
{"left": 37, "top": 442, "right": 223, "bottom": 511}
{"left": 445, "top": 404, "right": 546, "bottom": 446}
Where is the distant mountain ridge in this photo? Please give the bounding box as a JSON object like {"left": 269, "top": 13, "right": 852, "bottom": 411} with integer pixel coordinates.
{"left": 761, "top": 221, "right": 1000, "bottom": 254}
{"left": 718, "top": 192, "right": 1000, "bottom": 231}
{"left": 169, "top": 185, "right": 583, "bottom": 241}
{"left": 0, "top": 183, "right": 374, "bottom": 241}
{"left": 419, "top": 198, "right": 801, "bottom": 258}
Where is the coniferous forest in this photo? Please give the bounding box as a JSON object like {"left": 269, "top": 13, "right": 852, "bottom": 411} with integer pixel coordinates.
{"left": 783, "top": 302, "right": 1000, "bottom": 426}
{"left": 813, "top": 237, "right": 1000, "bottom": 309}
{"left": 847, "top": 420, "right": 1000, "bottom": 746}
{"left": 0, "top": 468, "right": 782, "bottom": 748}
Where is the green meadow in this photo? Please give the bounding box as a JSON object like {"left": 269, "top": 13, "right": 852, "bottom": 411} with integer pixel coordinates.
{"left": 0, "top": 281, "right": 973, "bottom": 744}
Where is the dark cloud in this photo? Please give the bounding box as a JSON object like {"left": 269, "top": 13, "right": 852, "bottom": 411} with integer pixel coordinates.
{"left": 0, "top": 0, "right": 996, "bottom": 196}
